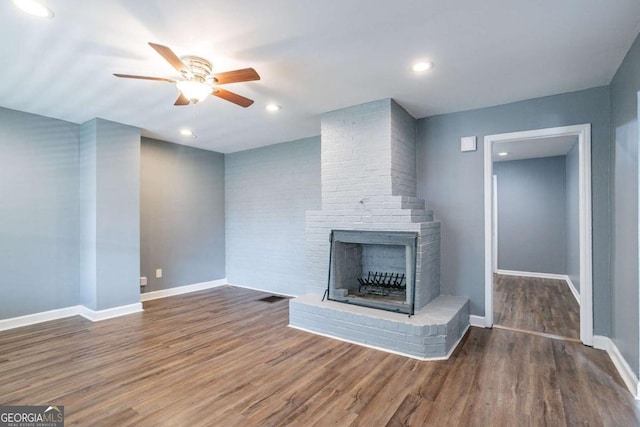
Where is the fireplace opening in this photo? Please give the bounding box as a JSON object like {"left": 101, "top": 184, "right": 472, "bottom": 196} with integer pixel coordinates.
{"left": 327, "top": 230, "right": 417, "bottom": 315}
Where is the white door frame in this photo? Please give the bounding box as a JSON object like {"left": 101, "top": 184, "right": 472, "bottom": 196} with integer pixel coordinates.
{"left": 483, "top": 124, "right": 593, "bottom": 345}
{"left": 492, "top": 175, "right": 498, "bottom": 273}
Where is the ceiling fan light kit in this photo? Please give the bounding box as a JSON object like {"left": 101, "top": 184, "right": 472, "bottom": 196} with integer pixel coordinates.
{"left": 114, "top": 42, "right": 260, "bottom": 108}
{"left": 12, "top": 0, "right": 54, "bottom": 18}
{"left": 176, "top": 80, "right": 212, "bottom": 104}
{"left": 412, "top": 61, "right": 434, "bottom": 72}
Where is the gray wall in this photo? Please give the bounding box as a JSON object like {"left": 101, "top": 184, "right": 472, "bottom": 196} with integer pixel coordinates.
{"left": 416, "top": 86, "right": 611, "bottom": 334}
{"left": 79, "top": 120, "right": 98, "bottom": 309}
{"left": 494, "top": 156, "right": 567, "bottom": 275}
{"left": 610, "top": 32, "right": 640, "bottom": 377}
{"left": 95, "top": 120, "right": 141, "bottom": 310}
{"left": 0, "top": 107, "right": 80, "bottom": 319}
{"left": 140, "top": 138, "right": 225, "bottom": 292}
{"left": 565, "top": 143, "right": 580, "bottom": 293}
{"left": 79, "top": 119, "right": 141, "bottom": 310}
{"left": 225, "top": 137, "right": 321, "bottom": 296}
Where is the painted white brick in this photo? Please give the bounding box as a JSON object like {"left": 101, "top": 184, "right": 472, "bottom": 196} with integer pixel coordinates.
{"left": 281, "top": 98, "right": 470, "bottom": 358}
{"left": 226, "top": 137, "right": 321, "bottom": 296}
{"left": 290, "top": 295, "right": 469, "bottom": 358}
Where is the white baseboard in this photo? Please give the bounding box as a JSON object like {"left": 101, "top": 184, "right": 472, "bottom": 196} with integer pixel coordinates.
{"left": 497, "top": 270, "right": 580, "bottom": 306}
{"left": 469, "top": 315, "right": 486, "bottom": 328}
{"left": 140, "top": 279, "right": 227, "bottom": 302}
{"left": 226, "top": 282, "right": 298, "bottom": 298}
{"left": 496, "top": 269, "right": 567, "bottom": 281}
{"left": 565, "top": 277, "right": 580, "bottom": 305}
{"left": 0, "top": 302, "right": 144, "bottom": 331}
{"left": 1, "top": 279, "right": 282, "bottom": 331}
{"left": 593, "top": 335, "right": 639, "bottom": 399}
{"left": 77, "top": 303, "right": 143, "bottom": 321}
{"left": 0, "top": 305, "right": 85, "bottom": 332}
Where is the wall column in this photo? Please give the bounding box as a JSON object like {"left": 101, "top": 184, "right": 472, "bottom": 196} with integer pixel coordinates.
{"left": 79, "top": 118, "right": 141, "bottom": 311}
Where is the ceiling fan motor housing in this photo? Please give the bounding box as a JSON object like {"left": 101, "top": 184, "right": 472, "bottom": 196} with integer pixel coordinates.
{"left": 180, "top": 56, "right": 215, "bottom": 84}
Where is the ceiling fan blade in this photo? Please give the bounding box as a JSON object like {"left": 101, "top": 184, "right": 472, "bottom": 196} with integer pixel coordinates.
{"left": 214, "top": 68, "right": 260, "bottom": 85}
{"left": 148, "top": 42, "right": 190, "bottom": 76}
{"left": 213, "top": 88, "right": 254, "bottom": 107}
{"left": 174, "top": 93, "right": 191, "bottom": 106}
{"left": 113, "top": 73, "right": 175, "bottom": 83}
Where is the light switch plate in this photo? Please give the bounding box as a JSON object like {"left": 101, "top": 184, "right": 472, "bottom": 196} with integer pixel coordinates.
{"left": 460, "top": 136, "right": 477, "bottom": 152}
{"left": 155, "top": 268, "right": 162, "bottom": 278}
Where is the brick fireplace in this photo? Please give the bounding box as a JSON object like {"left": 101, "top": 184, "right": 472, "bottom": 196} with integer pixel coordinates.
{"left": 289, "top": 98, "right": 469, "bottom": 359}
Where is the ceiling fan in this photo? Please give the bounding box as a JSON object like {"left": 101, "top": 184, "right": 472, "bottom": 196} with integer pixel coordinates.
{"left": 114, "top": 42, "right": 260, "bottom": 107}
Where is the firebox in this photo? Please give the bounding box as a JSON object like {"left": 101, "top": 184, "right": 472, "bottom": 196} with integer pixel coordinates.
{"left": 327, "top": 230, "right": 418, "bottom": 315}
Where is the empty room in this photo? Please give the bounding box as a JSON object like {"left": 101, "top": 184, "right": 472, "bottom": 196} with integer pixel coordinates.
{"left": 1, "top": 1, "right": 640, "bottom": 425}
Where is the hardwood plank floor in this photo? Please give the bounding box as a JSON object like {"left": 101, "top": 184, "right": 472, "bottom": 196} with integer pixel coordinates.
{"left": 494, "top": 274, "right": 580, "bottom": 340}
{"left": 1, "top": 286, "right": 638, "bottom": 426}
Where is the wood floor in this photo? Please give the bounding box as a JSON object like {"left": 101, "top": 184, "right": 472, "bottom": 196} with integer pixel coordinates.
{"left": 1, "top": 286, "right": 638, "bottom": 426}
{"left": 494, "top": 274, "right": 580, "bottom": 340}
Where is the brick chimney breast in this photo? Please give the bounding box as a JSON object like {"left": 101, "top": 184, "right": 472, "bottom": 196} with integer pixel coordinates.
{"left": 306, "top": 98, "right": 440, "bottom": 310}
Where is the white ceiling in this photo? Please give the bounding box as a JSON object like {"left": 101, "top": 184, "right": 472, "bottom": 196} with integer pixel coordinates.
{"left": 1, "top": 1, "right": 639, "bottom": 153}
{"left": 492, "top": 135, "right": 578, "bottom": 162}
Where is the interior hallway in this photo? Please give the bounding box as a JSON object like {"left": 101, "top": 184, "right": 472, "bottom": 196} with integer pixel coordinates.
{"left": 493, "top": 274, "right": 580, "bottom": 340}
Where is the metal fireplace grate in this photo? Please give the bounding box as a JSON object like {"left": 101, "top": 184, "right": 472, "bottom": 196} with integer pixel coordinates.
{"left": 358, "top": 271, "right": 406, "bottom": 296}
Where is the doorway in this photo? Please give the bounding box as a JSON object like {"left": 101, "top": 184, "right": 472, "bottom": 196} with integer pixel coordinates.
{"left": 483, "top": 124, "right": 593, "bottom": 345}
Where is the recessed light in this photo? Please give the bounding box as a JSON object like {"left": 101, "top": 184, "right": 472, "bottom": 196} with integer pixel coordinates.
{"left": 412, "top": 61, "right": 434, "bottom": 72}
{"left": 180, "top": 129, "right": 193, "bottom": 137}
{"left": 265, "top": 104, "right": 281, "bottom": 112}
{"left": 12, "top": 0, "right": 54, "bottom": 18}
{"left": 498, "top": 152, "right": 509, "bottom": 156}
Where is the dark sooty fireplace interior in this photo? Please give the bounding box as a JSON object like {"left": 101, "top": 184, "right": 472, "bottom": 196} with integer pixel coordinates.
{"left": 327, "top": 230, "right": 418, "bottom": 315}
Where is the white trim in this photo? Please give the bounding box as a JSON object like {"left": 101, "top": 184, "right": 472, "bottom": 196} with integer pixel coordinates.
{"left": 593, "top": 335, "right": 640, "bottom": 399}
{"left": 77, "top": 303, "right": 143, "bottom": 322}
{"left": 484, "top": 134, "right": 494, "bottom": 328}
{"left": 226, "top": 282, "right": 298, "bottom": 298}
{"left": 565, "top": 277, "right": 580, "bottom": 305}
{"left": 288, "top": 323, "right": 470, "bottom": 361}
{"left": 140, "top": 279, "right": 227, "bottom": 302}
{"left": 0, "top": 302, "right": 144, "bottom": 331}
{"left": 0, "top": 280, "right": 290, "bottom": 331}
{"left": 484, "top": 124, "right": 593, "bottom": 345}
{"left": 469, "top": 315, "right": 486, "bottom": 328}
{"left": 492, "top": 174, "right": 498, "bottom": 273}
{"left": 0, "top": 305, "right": 85, "bottom": 331}
{"left": 496, "top": 270, "right": 580, "bottom": 305}
{"left": 638, "top": 91, "right": 640, "bottom": 403}
{"left": 496, "top": 269, "right": 568, "bottom": 280}
{"left": 578, "top": 124, "right": 593, "bottom": 346}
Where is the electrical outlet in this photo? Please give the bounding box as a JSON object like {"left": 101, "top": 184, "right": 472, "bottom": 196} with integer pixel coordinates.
{"left": 140, "top": 277, "right": 147, "bottom": 287}
{"left": 156, "top": 268, "right": 162, "bottom": 278}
